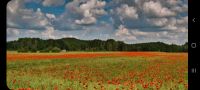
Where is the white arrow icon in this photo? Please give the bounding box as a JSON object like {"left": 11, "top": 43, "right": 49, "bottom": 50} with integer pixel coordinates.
{"left": 193, "top": 18, "right": 196, "bottom": 22}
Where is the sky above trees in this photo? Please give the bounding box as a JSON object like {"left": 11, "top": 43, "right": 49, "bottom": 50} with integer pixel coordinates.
{"left": 7, "top": 0, "right": 188, "bottom": 45}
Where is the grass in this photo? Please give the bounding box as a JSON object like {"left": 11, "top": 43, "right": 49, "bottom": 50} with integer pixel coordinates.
{"left": 7, "top": 52, "right": 188, "bottom": 90}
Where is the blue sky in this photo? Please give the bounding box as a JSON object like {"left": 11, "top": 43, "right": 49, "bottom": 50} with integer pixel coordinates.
{"left": 7, "top": 0, "right": 188, "bottom": 45}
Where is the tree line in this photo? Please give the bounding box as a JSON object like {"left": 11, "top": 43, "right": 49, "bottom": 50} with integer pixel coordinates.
{"left": 7, "top": 38, "right": 188, "bottom": 52}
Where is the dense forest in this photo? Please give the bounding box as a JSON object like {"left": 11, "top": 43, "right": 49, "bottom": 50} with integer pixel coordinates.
{"left": 7, "top": 38, "right": 188, "bottom": 52}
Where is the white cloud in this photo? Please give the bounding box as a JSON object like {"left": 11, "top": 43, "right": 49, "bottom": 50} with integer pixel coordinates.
{"left": 34, "top": 8, "right": 49, "bottom": 27}
{"left": 113, "top": 23, "right": 187, "bottom": 44}
{"left": 6, "top": 0, "right": 188, "bottom": 45}
{"left": 147, "top": 16, "right": 188, "bottom": 33}
{"left": 162, "top": 25, "right": 188, "bottom": 33}
{"left": 115, "top": 25, "right": 130, "bottom": 36}
{"left": 25, "top": 30, "right": 38, "bottom": 34}
{"left": 147, "top": 18, "right": 168, "bottom": 27}
{"left": 131, "top": 30, "right": 148, "bottom": 36}
{"left": 143, "top": 1, "right": 176, "bottom": 17}
{"left": 115, "top": 25, "right": 137, "bottom": 41}
{"left": 177, "top": 16, "right": 188, "bottom": 25}
{"left": 135, "top": 0, "right": 188, "bottom": 14}
{"left": 7, "top": 0, "right": 22, "bottom": 14}
{"left": 46, "top": 13, "right": 56, "bottom": 19}
{"left": 116, "top": 4, "right": 138, "bottom": 20}
{"left": 7, "top": 0, "right": 50, "bottom": 29}
{"left": 79, "top": 0, "right": 106, "bottom": 16}
{"left": 66, "top": 0, "right": 107, "bottom": 25}
{"left": 91, "top": 9, "right": 107, "bottom": 16}
{"left": 41, "top": 26, "right": 79, "bottom": 39}
{"left": 165, "top": 0, "right": 179, "bottom": 5}
{"left": 162, "top": 17, "right": 188, "bottom": 33}
{"left": 42, "top": 0, "right": 65, "bottom": 7}
{"left": 75, "top": 17, "right": 96, "bottom": 25}
{"left": 42, "top": 26, "right": 56, "bottom": 39}
{"left": 61, "top": 34, "right": 77, "bottom": 38}
{"left": 172, "top": 4, "right": 188, "bottom": 13}
{"left": 7, "top": 28, "right": 20, "bottom": 36}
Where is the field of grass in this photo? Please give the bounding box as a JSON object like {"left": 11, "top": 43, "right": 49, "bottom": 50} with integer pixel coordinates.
{"left": 7, "top": 52, "right": 188, "bottom": 90}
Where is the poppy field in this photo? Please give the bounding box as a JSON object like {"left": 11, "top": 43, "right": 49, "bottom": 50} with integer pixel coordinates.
{"left": 7, "top": 52, "right": 188, "bottom": 90}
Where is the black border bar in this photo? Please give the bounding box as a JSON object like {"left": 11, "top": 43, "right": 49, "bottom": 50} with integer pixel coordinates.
{"left": 189, "top": 0, "right": 200, "bottom": 89}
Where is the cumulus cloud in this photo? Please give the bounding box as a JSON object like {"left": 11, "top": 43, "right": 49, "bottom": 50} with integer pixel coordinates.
{"left": 112, "top": 21, "right": 187, "bottom": 44}
{"left": 41, "top": 26, "right": 56, "bottom": 39}
{"left": 66, "top": 0, "right": 107, "bottom": 25}
{"left": 109, "top": 0, "right": 187, "bottom": 31}
{"left": 7, "top": 0, "right": 22, "bottom": 14}
{"left": 171, "top": 4, "right": 188, "bottom": 13}
{"left": 42, "top": 0, "right": 65, "bottom": 7}
{"left": 147, "top": 18, "right": 168, "bottom": 27}
{"left": 115, "top": 25, "right": 131, "bottom": 36}
{"left": 128, "top": 29, "right": 187, "bottom": 45}
{"left": 114, "top": 25, "right": 172, "bottom": 44}
{"left": 177, "top": 16, "right": 188, "bottom": 25}
{"left": 7, "top": 0, "right": 50, "bottom": 29}
{"left": 165, "top": 0, "right": 180, "bottom": 5}
{"left": 147, "top": 16, "right": 188, "bottom": 33}
{"left": 46, "top": 13, "right": 56, "bottom": 19}
{"left": 75, "top": 17, "right": 96, "bottom": 25}
{"left": 7, "top": 28, "right": 20, "bottom": 37}
{"left": 6, "top": 0, "right": 188, "bottom": 45}
{"left": 91, "top": 9, "right": 107, "bottom": 16}
{"left": 143, "top": 1, "right": 176, "bottom": 17}
{"left": 116, "top": 4, "right": 138, "bottom": 20}
{"left": 41, "top": 26, "right": 78, "bottom": 39}
{"left": 25, "top": 30, "right": 39, "bottom": 34}
{"left": 165, "top": 17, "right": 188, "bottom": 33}
{"left": 131, "top": 30, "right": 148, "bottom": 36}
{"left": 115, "top": 25, "right": 137, "bottom": 41}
